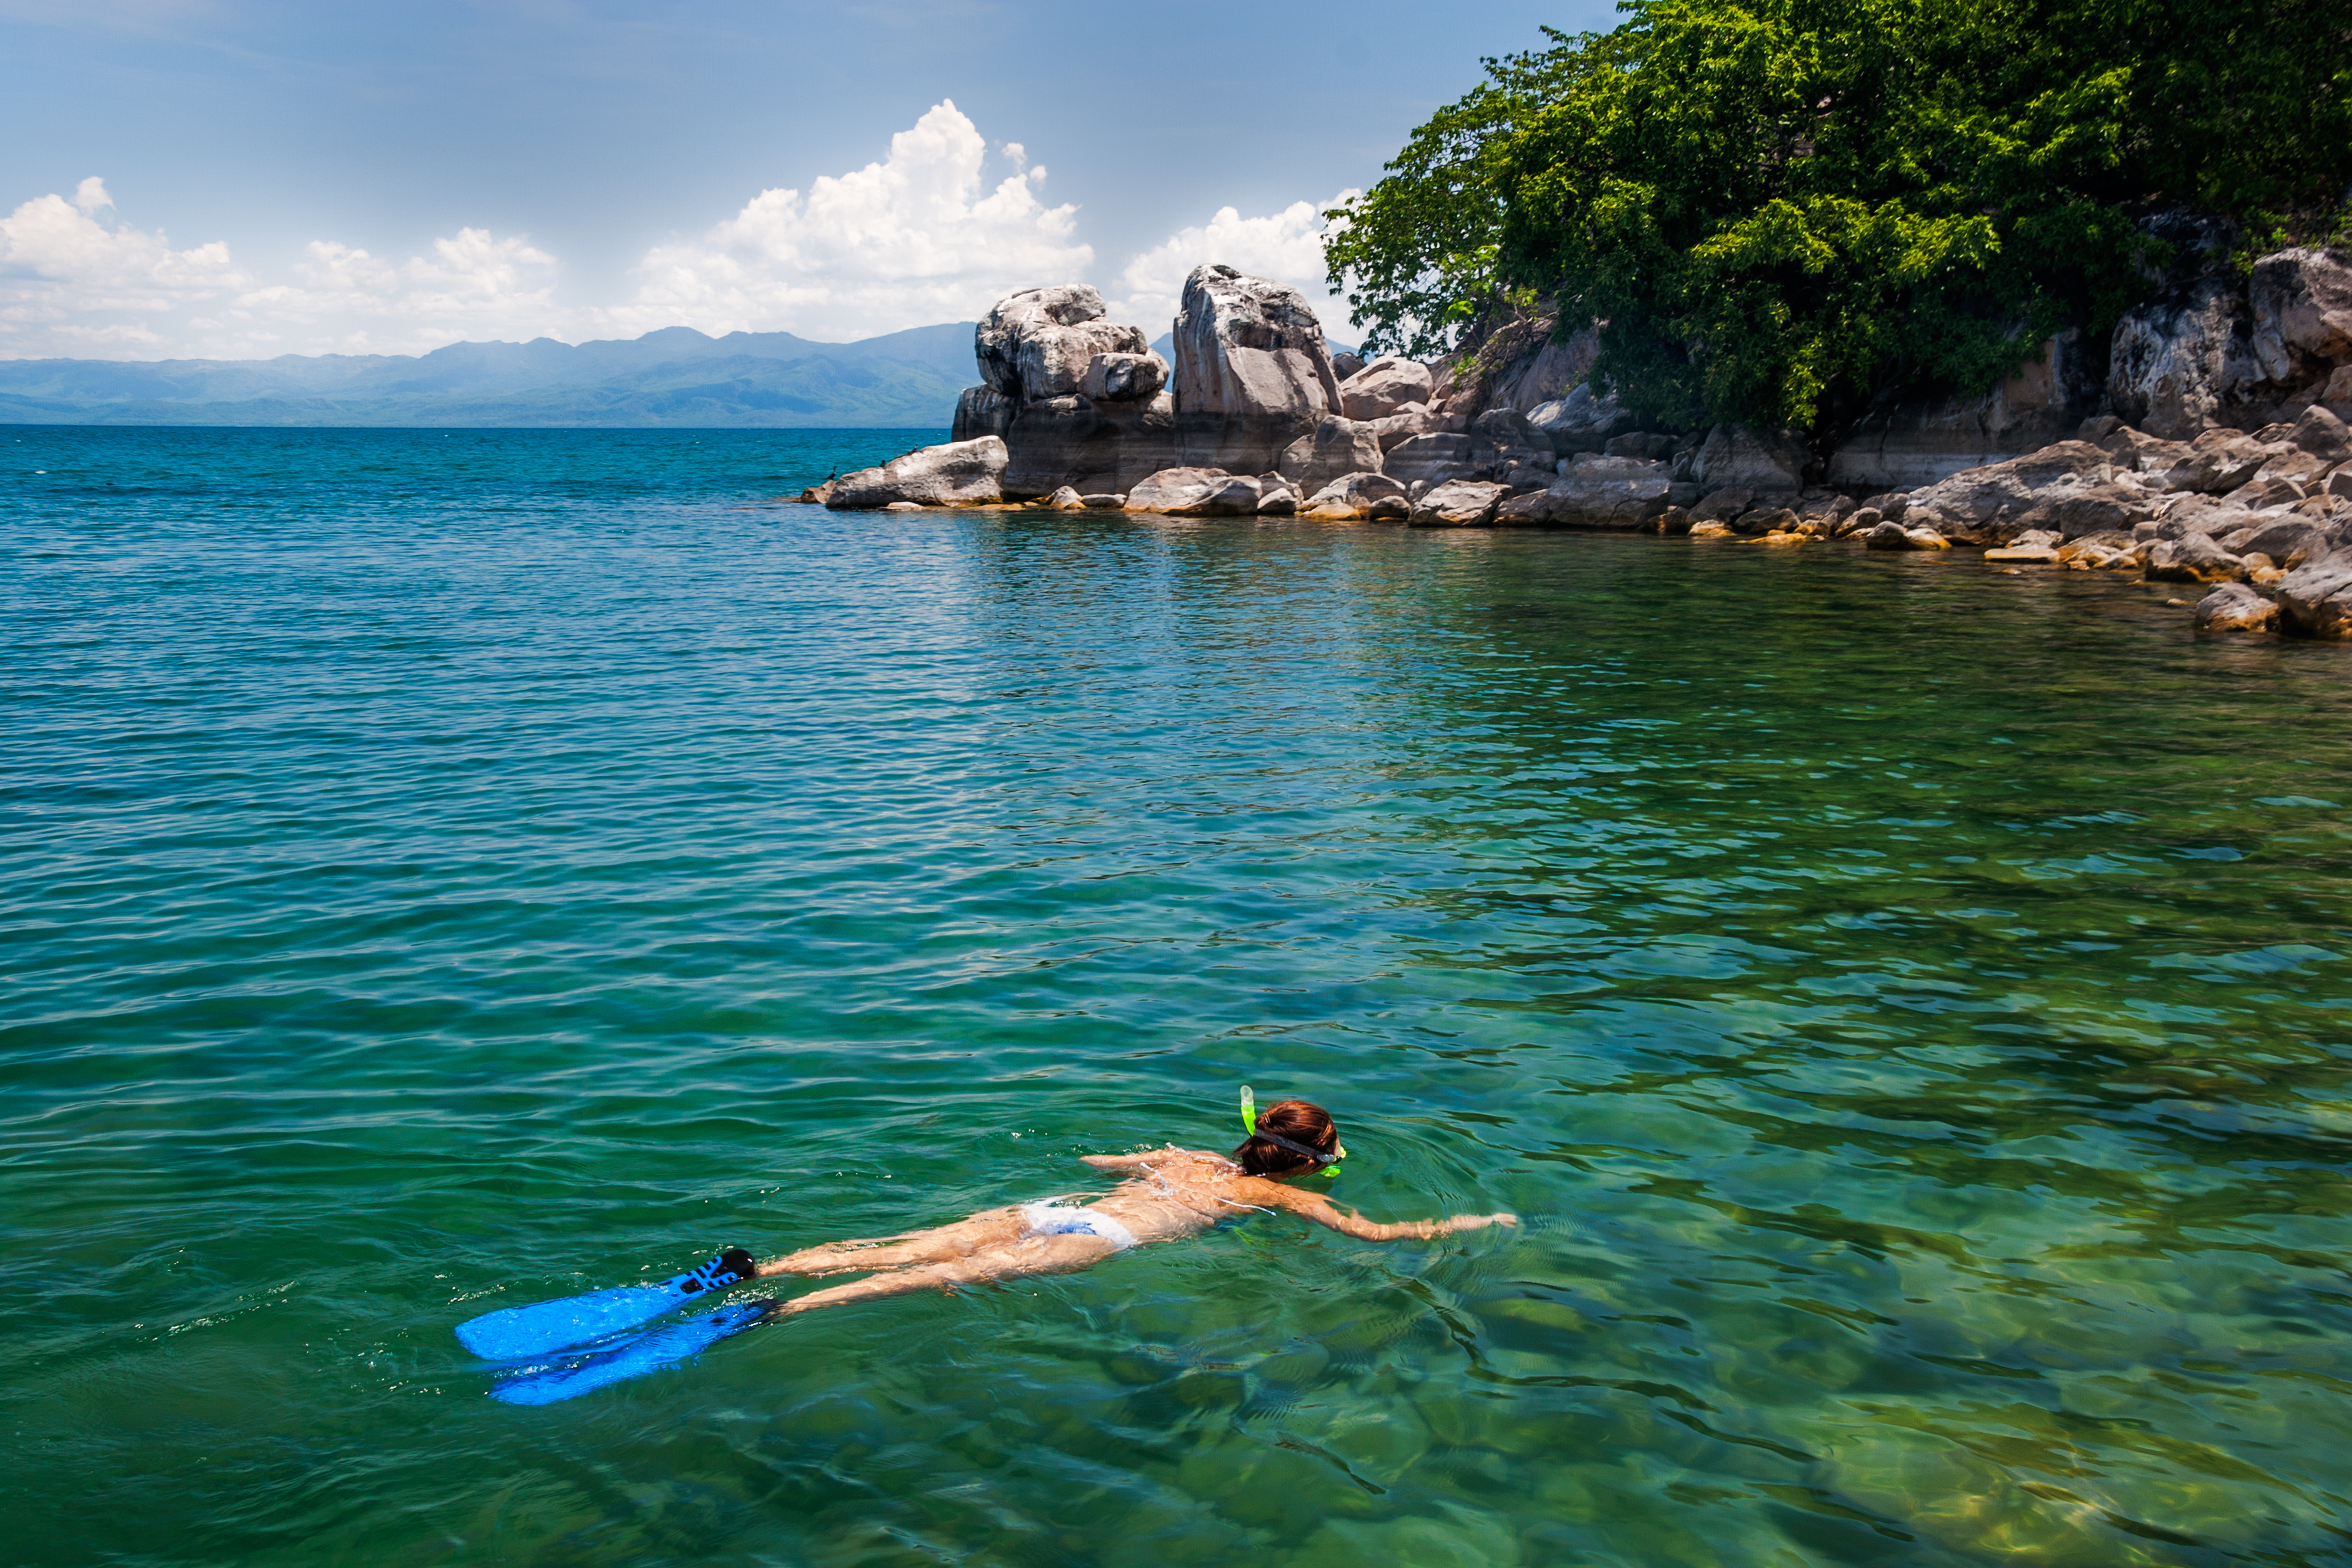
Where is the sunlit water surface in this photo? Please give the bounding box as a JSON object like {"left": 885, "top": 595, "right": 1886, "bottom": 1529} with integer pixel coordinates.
{"left": 6, "top": 426, "right": 2352, "bottom": 1567}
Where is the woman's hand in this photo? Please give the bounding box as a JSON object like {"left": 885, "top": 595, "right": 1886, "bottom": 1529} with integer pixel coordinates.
{"left": 1443, "top": 1212, "right": 1517, "bottom": 1235}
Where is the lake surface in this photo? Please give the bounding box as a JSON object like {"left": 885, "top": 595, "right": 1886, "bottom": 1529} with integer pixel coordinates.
{"left": 6, "top": 425, "right": 2352, "bottom": 1567}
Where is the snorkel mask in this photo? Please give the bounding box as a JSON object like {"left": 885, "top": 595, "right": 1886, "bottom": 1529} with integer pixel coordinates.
{"left": 1240, "top": 1086, "right": 1346, "bottom": 1177}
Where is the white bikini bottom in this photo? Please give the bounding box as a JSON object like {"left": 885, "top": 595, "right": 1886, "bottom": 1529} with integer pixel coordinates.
{"left": 1018, "top": 1200, "right": 1138, "bottom": 1251}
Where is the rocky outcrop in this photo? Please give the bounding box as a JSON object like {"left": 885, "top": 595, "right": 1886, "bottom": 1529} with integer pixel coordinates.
{"left": 825, "top": 436, "right": 1008, "bottom": 509}
{"left": 951, "top": 385, "right": 1016, "bottom": 444}
{"left": 977, "top": 285, "right": 1151, "bottom": 402}
{"left": 1684, "top": 424, "right": 1807, "bottom": 492}
{"left": 1899, "top": 441, "right": 2159, "bottom": 543}
{"left": 2109, "top": 277, "right": 2262, "bottom": 439}
{"left": 1080, "top": 351, "right": 1169, "bottom": 403}
{"left": 1172, "top": 264, "right": 1346, "bottom": 473}
{"left": 998, "top": 392, "right": 1181, "bottom": 500}
{"left": 1385, "top": 433, "right": 1474, "bottom": 488}
{"left": 2249, "top": 249, "right": 2352, "bottom": 389}
{"left": 1828, "top": 331, "right": 2102, "bottom": 491}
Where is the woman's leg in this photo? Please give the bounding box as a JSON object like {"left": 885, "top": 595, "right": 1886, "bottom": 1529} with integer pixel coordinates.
{"left": 766, "top": 1231, "right": 1121, "bottom": 1315}
{"left": 756, "top": 1207, "right": 1028, "bottom": 1278}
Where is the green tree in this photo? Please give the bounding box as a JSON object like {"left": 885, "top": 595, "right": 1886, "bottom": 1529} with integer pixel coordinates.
{"left": 1325, "top": 0, "right": 2352, "bottom": 443}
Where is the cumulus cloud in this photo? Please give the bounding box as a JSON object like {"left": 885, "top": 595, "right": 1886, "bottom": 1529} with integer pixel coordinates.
{"left": 601, "top": 99, "right": 1092, "bottom": 341}
{"left": 1104, "top": 193, "right": 1359, "bottom": 345}
{"left": 0, "top": 179, "right": 248, "bottom": 353}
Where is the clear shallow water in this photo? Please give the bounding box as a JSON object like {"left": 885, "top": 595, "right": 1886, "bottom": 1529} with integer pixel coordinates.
{"left": 6, "top": 425, "right": 2352, "bottom": 1567}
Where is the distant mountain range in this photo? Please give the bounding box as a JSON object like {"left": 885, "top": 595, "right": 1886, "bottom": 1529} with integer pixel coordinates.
{"left": 0, "top": 323, "right": 981, "bottom": 428}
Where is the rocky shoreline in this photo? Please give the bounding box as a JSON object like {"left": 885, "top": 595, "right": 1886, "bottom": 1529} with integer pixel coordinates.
{"left": 805, "top": 251, "right": 2352, "bottom": 639}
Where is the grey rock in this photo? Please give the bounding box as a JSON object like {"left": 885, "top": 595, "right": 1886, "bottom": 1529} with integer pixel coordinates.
{"left": 1079, "top": 351, "right": 1169, "bottom": 403}
{"left": 2277, "top": 551, "right": 2352, "bottom": 637}
{"left": 1080, "top": 493, "right": 1126, "bottom": 509}
{"left": 1125, "top": 466, "right": 1260, "bottom": 516}
{"left": 1173, "top": 264, "right": 1343, "bottom": 425}
{"left": 1330, "top": 351, "right": 1365, "bottom": 381}
{"left": 826, "top": 436, "right": 1008, "bottom": 510}
{"left": 1737, "top": 506, "right": 1800, "bottom": 537}
{"left": 2109, "top": 276, "right": 2261, "bottom": 439}
{"left": 1001, "top": 391, "right": 1180, "bottom": 499}
{"left": 1864, "top": 491, "right": 1910, "bottom": 522}
{"left": 951, "top": 385, "right": 1016, "bottom": 444}
{"left": 1469, "top": 407, "right": 1554, "bottom": 468}
{"left": 1339, "top": 356, "right": 1435, "bottom": 421}
{"left": 1902, "top": 440, "right": 2157, "bottom": 542}
{"left": 2194, "top": 581, "right": 2280, "bottom": 631}
{"left": 1410, "top": 479, "right": 1508, "bottom": 527}
{"left": 1526, "top": 384, "right": 1635, "bottom": 455}
{"left": 1689, "top": 488, "right": 1754, "bottom": 523}
{"left": 1494, "top": 455, "right": 1673, "bottom": 528}
{"left": 1385, "top": 432, "right": 1476, "bottom": 488}
{"left": 1866, "top": 521, "right": 1950, "bottom": 550}
{"left": 1604, "top": 432, "right": 1678, "bottom": 459}
{"left": 2249, "top": 248, "right": 2352, "bottom": 384}
{"left": 2096, "top": 426, "right": 2189, "bottom": 474}
{"left": 1045, "top": 486, "right": 1086, "bottom": 511}
{"left": 2290, "top": 401, "right": 2351, "bottom": 462}
{"left": 1688, "top": 423, "right": 1807, "bottom": 491}
{"left": 977, "top": 285, "right": 1150, "bottom": 400}
{"left": 1278, "top": 416, "right": 1386, "bottom": 494}
{"left": 1828, "top": 329, "right": 2101, "bottom": 489}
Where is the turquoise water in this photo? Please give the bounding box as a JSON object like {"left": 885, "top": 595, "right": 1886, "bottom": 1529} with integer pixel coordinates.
{"left": 6, "top": 426, "right": 2352, "bottom": 1566}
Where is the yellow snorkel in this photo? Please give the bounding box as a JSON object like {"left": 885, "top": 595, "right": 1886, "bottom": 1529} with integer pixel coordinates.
{"left": 1240, "top": 1086, "right": 1345, "bottom": 1177}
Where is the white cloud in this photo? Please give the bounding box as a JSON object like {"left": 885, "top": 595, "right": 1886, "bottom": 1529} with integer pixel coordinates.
{"left": 0, "top": 117, "right": 1363, "bottom": 363}
{"left": 0, "top": 182, "right": 248, "bottom": 352}
{"left": 1105, "top": 192, "right": 1359, "bottom": 345}
{"left": 601, "top": 99, "right": 1091, "bottom": 341}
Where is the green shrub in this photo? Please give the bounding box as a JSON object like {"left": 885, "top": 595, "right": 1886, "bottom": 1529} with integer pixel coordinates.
{"left": 1324, "top": 0, "right": 2352, "bottom": 440}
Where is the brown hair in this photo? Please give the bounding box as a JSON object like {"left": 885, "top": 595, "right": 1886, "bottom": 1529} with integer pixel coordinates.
{"left": 1231, "top": 1099, "right": 1340, "bottom": 1177}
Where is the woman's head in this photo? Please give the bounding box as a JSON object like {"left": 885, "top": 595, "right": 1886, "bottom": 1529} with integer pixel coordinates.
{"left": 1232, "top": 1099, "right": 1341, "bottom": 1177}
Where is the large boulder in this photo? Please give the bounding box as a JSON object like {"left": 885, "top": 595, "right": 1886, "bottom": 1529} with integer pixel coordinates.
{"left": 1125, "top": 467, "right": 1260, "bottom": 516}
{"left": 1686, "top": 424, "right": 1807, "bottom": 492}
{"left": 1901, "top": 441, "right": 2158, "bottom": 542}
{"left": 1433, "top": 315, "right": 1600, "bottom": 419}
{"left": 977, "top": 285, "right": 1151, "bottom": 401}
{"left": 1299, "top": 471, "right": 1410, "bottom": 521}
{"left": 1494, "top": 454, "right": 1673, "bottom": 528}
{"left": 826, "top": 436, "right": 1008, "bottom": 509}
{"left": 998, "top": 391, "right": 1180, "bottom": 500}
{"left": 2108, "top": 276, "right": 2262, "bottom": 439}
{"left": 2240, "top": 517, "right": 2332, "bottom": 568}
{"left": 1339, "top": 356, "right": 1436, "bottom": 420}
{"left": 2277, "top": 551, "right": 2352, "bottom": 637}
{"left": 1410, "top": 479, "right": 1508, "bottom": 527}
{"left": 1172, "top": 263, "right": 1344, "bottom": 428}
{"left": 2290, "top": 402, "right": 2352, "bottom": 463}
{"left": 1527, "top": 384, "right": 1635, "bottom": 455}
{"left": 1369, "top": 402, "right": 1454, "bottom": 452}
{"left": 2249, "top": 248, "right": 2352, "bottom": 385}
{"left": 1278, "top": 416, "right": 1386, "bottom": 495}
{"left": 1469, "top": 408, "right": 1554, "bottom": 469}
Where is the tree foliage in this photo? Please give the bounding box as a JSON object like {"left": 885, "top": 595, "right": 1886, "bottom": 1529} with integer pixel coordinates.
{"left": 1324, "top": 0, "right": 2352, "bottom": 436}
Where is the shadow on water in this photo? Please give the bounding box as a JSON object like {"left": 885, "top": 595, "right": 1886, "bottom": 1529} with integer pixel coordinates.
{"left": 4, "top": 429, "right": 2351, "bottom": 1565}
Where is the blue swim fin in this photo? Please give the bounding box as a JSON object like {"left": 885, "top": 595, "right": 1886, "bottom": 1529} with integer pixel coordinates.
{"left": 488, "top": 1300, "right": 773, "bottom": 1405}
{"left": 455, "top": 1248, "right": 756, "bottom": 1361}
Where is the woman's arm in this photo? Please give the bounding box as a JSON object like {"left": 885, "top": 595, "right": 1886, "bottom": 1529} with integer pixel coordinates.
{"left": 1271, "top": 1186, "right": 1516, "bottom": 1241}
{"left": 1076, "top": 1149, "right": 1165, "bottom": 1171}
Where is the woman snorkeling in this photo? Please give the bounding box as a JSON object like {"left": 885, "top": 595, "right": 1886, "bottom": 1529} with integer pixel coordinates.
{"left": 463, "top": 1098, "right": 1516, "bottom": 1405}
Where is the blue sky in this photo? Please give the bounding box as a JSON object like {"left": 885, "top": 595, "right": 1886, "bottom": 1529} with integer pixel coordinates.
{"left": 0, "top": 1, "right": 1612, "bottom": 360}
